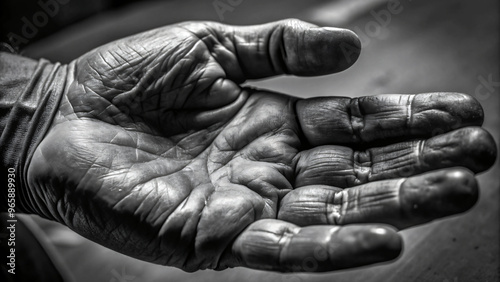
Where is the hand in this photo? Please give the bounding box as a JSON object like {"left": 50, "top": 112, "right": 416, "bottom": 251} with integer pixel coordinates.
{"left": 25, "top": 19, "right": 496, "bottom": 272}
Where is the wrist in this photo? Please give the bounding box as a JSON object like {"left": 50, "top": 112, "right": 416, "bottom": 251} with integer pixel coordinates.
{"left": 0, "top": 52, "right": 68, "bottom": 214}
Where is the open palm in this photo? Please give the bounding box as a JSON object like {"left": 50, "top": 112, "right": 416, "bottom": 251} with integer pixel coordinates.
{"left": 25, "top": 20, "right": 496, "bottom": 272}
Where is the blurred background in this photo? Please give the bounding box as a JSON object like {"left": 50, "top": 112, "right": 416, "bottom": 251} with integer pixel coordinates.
{"left": 2, "top": 0, "right": 499, "bottom": 281}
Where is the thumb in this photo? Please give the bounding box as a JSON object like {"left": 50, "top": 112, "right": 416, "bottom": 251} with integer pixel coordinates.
{"left": 199, "top": 19, "right": 361, "bottom": 80}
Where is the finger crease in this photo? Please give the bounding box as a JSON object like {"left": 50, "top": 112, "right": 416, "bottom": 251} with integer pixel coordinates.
{"left": 348, "top": 98, "right": 364, "bottom": 143}
{"left": 271, "top": 25, "right": 290, "bottom": 75}
{"left": 352, "top": 150, "right": 372, "bottom": 185}
{"left": 394, "top": 178, "right": 408, "bottom": 219}
{"left": 406, "top": 94, "right": 416, "bottom": 129}
{"left": 415, "top": 139, "right": 426, "bottom": 168}
{"left": 332, "top": 190, "right": 349, "bottom": 225}
{"left": 329, "top": 191, "right": 344, "bottom": 225}
{"left": 277, "top": 229, "right": 295, "bottom": 267}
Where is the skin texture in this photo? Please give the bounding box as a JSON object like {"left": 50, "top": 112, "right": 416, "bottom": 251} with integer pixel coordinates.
{"left": 22, "top": 19, "right": 496, "bottom": 272}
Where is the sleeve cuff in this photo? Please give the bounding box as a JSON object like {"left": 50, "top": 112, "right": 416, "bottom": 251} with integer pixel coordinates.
{"left": 0, "top": 52, "right": 67, "bottom": 213}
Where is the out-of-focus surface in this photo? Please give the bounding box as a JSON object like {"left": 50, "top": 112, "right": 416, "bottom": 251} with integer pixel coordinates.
{"left": 22, "top": 0, "right": 499, "bottom": 281}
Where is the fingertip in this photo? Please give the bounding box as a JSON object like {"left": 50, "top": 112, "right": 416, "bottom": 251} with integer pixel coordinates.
{"left": 300, "top": 26, "right": 361, "bottom": 75}
{"left": 424, "top": 127, "right": 497, "bottom": 174}
{"left": 280, "top": 20, "right": 361, "bottom": 76}
{"left": 337, "top": 225, "right": 402, "bottom": 264}
{"left": 368, "top": 227, "right": 402, "bottom": 262}
{"left": 457, "top": 93, "right": 485, "bottom": 126}
{"left": 413, "top": 93, "right": 484, "bottom": 133}
{"left": 323, "top": 27, "right": 362, "bottom": 72}
{"left": 463, "top": 127, "right": 497, "bottom": 172}
{"left": 402, "top": 168, "right": 479, "bottom": 220}
{"left": 443, "top": 168, "right": 479, "bottom": 213}
{"left": 339, "top": 28, "right": 362, "bottom": 50}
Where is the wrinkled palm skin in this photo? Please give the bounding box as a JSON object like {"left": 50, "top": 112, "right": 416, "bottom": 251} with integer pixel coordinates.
{"left": 24, "top": 20, "right": 496, "bottom": 272}
{"left": 29, "top": 21, "right": 316, "bottom": 270}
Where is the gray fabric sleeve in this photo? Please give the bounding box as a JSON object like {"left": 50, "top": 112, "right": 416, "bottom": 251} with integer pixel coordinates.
{"left": 1, "top": 52, "right": 67, "bottom": 212}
